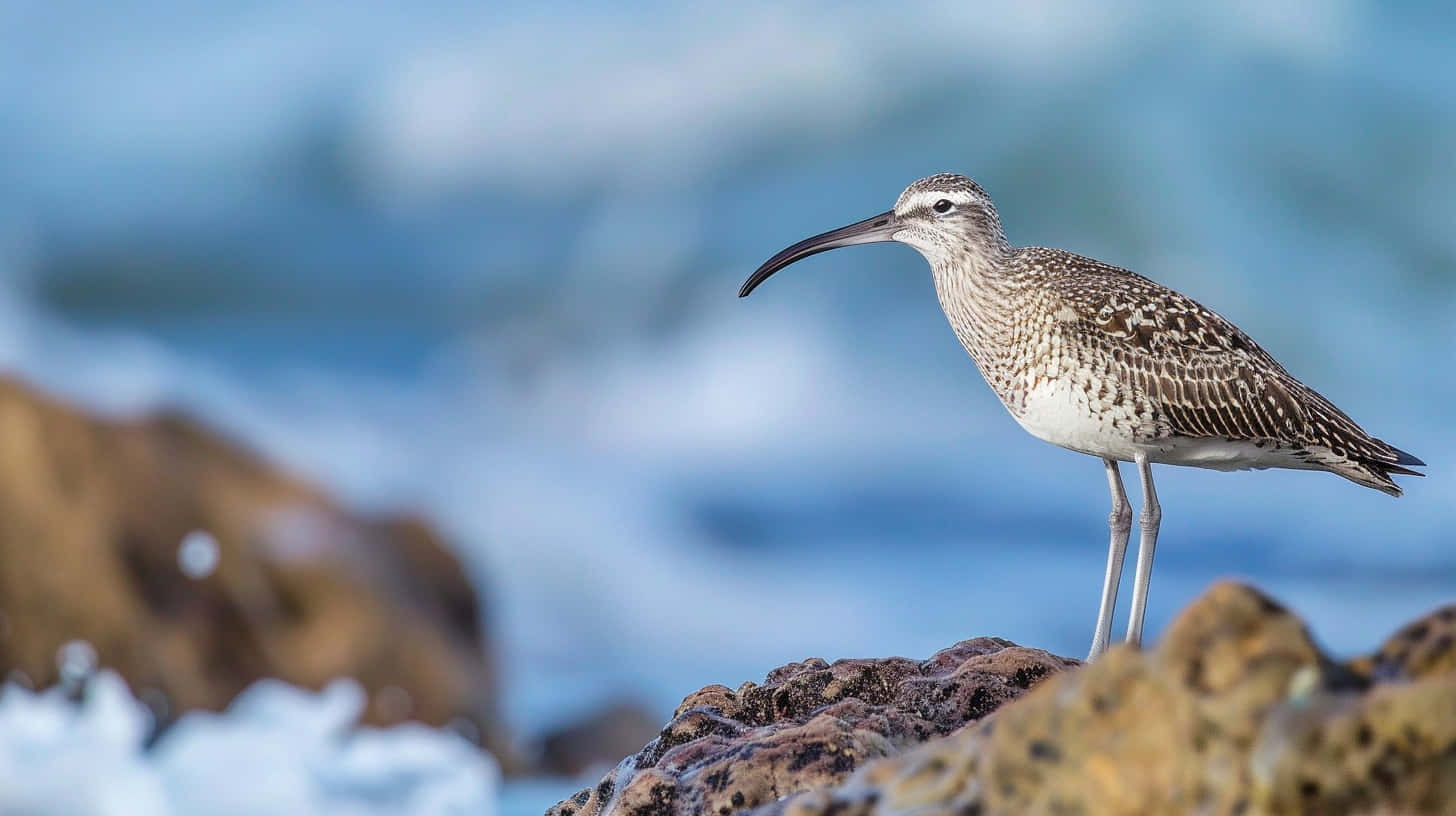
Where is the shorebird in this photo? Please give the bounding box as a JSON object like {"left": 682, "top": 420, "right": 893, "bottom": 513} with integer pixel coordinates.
{"left": 739, "top": 173, "right": 1425, "bottom": 659}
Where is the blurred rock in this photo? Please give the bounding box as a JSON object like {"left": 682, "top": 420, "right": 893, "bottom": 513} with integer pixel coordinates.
{"left": 754, "top": 583, "right": 1456, "bottom": 816}
{"left": 1352, "top": 602, "right": 1456, "bottom": 682}
{"left": 548, "top": 638, "right": 1077, "bottom": 816}
{"left": 540, "top": 701, "right": 662, "bottom": 777}
{"left": 0, "top": 379, "right": 511, "bottom": 766}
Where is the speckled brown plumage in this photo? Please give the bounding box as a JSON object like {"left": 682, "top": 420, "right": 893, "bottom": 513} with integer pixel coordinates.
{"left": 894, "top": 174, "right": 1425, "bottom": 496}
{"left": 739, "top": 172, "right": 1425, "bottom": 658}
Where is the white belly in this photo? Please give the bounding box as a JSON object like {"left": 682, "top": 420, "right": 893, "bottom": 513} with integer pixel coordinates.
{"left": 1009, "top": 378, "right": 1147, "bottom": 461}
{"left": 1010, "top": 378, "right": 1300, "bottom": 471}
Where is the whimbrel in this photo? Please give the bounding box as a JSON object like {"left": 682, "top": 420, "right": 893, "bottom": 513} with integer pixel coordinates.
{"left": 739, "top": 173, "right": 1425, "bottom": 659}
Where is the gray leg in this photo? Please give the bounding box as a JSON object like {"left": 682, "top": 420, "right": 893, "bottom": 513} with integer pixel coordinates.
{"left": 1088, "top": 458, "right": 1132, "bottom": 660}
{"left": 1124, "top": 451, "right": 1162, "bottom": 646}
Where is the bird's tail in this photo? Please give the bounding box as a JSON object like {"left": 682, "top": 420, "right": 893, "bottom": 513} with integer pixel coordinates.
{"left": 1337, "top": 443, "right": 1425, "bottom": 497}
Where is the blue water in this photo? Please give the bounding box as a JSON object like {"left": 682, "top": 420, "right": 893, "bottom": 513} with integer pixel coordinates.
{"left": 3, "top": 2, "right": 1455, "bottom": 813}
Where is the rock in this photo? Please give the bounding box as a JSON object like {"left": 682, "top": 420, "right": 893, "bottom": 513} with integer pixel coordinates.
{"left": 547, "top": 638, "right": 1078, "bottom": 816}
{"left": 0, "top": 378, "right": 511, "bottom": 766}
{"left": 548, "top": 584, "right": 1456, "bottom": 816}
{"left": 541, "top": 701, "right": 663, "bottom": 778}
{"left": 1353, "top": 602, "right": 1456, "bottom": 682}
{"left": 760, "top": 583, "right": 1456, "bottom": 816}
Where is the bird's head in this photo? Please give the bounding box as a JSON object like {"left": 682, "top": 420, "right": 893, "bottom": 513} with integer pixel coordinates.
{"left": 739, "top": 173, "right": 1009, "bottom": 297}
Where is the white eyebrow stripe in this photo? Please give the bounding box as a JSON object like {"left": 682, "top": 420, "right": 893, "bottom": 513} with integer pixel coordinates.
{"left": 897, "top": 189, "right": 968, "bottom": 211}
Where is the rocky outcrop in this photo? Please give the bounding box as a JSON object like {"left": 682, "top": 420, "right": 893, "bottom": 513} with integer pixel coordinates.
{"left": 765, "top": 584, "right": 1456, "bottom": 816}
{"left": 552, "top": 584, "right": 1456, "bottom": 816}
{"left": 548, "top": 638, "right": 1078, "bottom": 816}
{"left": 0, "top": 379, "right": 509, "bottom": 764}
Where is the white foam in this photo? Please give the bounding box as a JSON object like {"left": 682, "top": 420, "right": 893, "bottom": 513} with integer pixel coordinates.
{"left": 0, "top": 672, "right": 499, "bottom": 816}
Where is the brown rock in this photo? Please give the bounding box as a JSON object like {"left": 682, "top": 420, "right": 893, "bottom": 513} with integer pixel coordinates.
{"left": 0, "top": 379, "right": 511, "bottom": 765}
{"left": 1356, "top": 602, "right": 1456, "bottom": 682}
{"left": 547, "top": 638, "right": 1078, "bottom": 816}
{"left": 759, "top": 583, "right": 1456, "bottom": 816}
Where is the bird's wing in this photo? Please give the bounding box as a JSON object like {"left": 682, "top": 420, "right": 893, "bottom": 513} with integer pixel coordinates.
{"left": 1048, "top": 253, "right": 1280, "bottom": 361}
{"left": 1045, "top": 252, "right": 1398, "bottom": 460}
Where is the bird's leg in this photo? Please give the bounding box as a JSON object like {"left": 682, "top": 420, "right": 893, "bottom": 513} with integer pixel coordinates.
{"left": 1124, "top": 452, "right": 1161, "bottom": 646}
{"left": 1088, "top": 458, "right": 1132, "bottom": 660}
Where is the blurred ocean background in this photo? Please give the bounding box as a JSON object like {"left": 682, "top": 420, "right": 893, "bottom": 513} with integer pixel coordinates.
{"left": 1, "top": 0, "right": 1454, "bottom": 813}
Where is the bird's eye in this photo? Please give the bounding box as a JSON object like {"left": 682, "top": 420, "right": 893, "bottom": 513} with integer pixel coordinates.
{"left": 932, "top": 199, "right": 954, "bottom": 214}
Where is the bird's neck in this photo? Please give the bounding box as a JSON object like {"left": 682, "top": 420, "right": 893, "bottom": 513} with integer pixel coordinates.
{"left": 929, "top": 246, "right": 1029, "bottom": 398}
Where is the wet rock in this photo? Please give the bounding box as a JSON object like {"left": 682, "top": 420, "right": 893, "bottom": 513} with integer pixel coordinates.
{"left": 760, "top": 583, "right": 1456, "bottom": 816}
{"left": 547, "top": 638, "right": 1077, "bottom": 816}
{"left": 0, "top": 379, "right": 510, "bottom": 764}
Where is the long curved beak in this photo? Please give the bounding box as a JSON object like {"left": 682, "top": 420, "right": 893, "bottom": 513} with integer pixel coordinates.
{"left": 738, "top": 210, "right": 897, "bottom": 297}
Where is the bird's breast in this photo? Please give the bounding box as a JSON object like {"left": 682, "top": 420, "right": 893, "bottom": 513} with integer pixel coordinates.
{"left": 935, "top": 279, "right": 1161, "bottom": 458}
{"left": 1005, "top": 369, "right": 1159, "bottom": 461}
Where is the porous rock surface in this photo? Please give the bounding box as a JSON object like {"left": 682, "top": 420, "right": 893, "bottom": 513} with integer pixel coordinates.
{"left": 553, "top": 584, "right": 1456, "bottom": 816}
{"left": 763, "top": 583, "right": 1456, "bottom": 816}
{"left": 0, "top": 378, "right": 509, "bottom": 763}
{"left": 548, "top": 638, "right": 1078, "bottom": 816}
